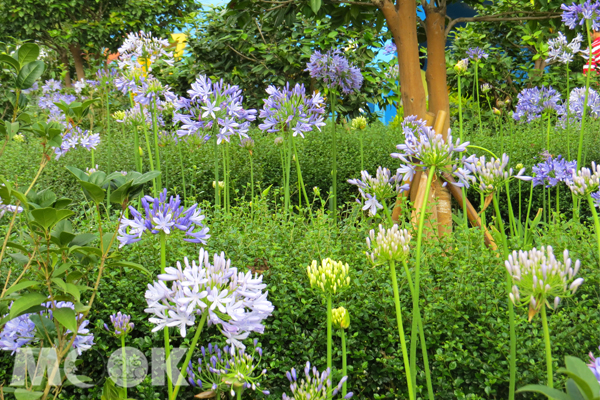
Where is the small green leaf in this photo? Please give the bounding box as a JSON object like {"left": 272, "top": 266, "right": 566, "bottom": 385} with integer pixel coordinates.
{"left": 14, "top": 389, "right": 44, "bottom": 400}
{"left": 517, "top": 385, "right": 571, "bottom": 400}
{"left": 0, "top": 55, "right": 20, "bottom": 73}
{"left": 80, "top": 181, "right": 106, "bottom": 203}
{"left": 65, "top": 283, "right": 80, "bottom": 302}
{"left": 51, "top": 278, "right": 67, "bottom": 292}
{"left": 31, "top": 207, "right": 57, "bottom": 230}
{"left": 9, "top": 293, "right": 47, "bottom": 319}
{"left": 53, "top": 307, "right": 77, "bottom": 332}
{"left": 3, "top": 280, "right": 39, "bottom": 297}
{"left": 106, "top": 261, "right": 151, "bottom": 276}
{"left": 15, "top": 61, "right": 45, "bottom": 90}
{"left": 310, "top": 0, "right": 321, "bottom": 14}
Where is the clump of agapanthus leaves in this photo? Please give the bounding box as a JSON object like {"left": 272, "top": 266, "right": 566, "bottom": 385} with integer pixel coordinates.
{"left": 348, "top": 167, "right": 407, "bottom": 216}
{"left": 145, "top": 247, "right": 274, "bottom": 347}
{"left": 117, "top": 188, "right": 210, "bottom": 247}
{"left": 390, "top": 115, "right": 474, "bottom": 188}
{"left": 513, "top": 86, "right": 564, "bottom": 123}
{"left": 463, "top": 154, "right": 531, "bottom": 195}
{"left": 282, "top": 362, "right": 353, "bottom": 400}
{"left": 186, "top": 340, "right": 269, "bottom": 397}
{"left": 0, "top": 301, "right": 94, "bottom": 355}
{"left": 546, "top": 31, "right": 583, "bottom": 64}
{"left": 505, "top": 246, "right": 583, "bottom": 319}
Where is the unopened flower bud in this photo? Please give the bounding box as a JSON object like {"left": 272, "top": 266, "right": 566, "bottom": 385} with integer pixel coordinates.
{"left": 12, "top": 133, "right": 25, "bottom": 142}
{"left": 493, "top": 107, "right": 502, "bottom": 115}
{"left": 274, "top": 137, "right": 284, "bottom": 147}
{"left": 351, "top": 116, "right": 367, "bottom": 130}
{"left": 454, "top": 58, "right": 469, "bottom": 74}
{"left": 332, "top": 307, "right": 350, "bottom": 329}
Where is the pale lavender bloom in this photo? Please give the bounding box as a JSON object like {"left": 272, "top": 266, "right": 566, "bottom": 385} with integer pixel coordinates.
{"left": 104, "top": 312, "right": 134, "bottom": 338}
{"left": 567, "top": 87, "right": 600, "bottom": 120}
{"left": 282, "top": 361, "right": 352, "bottom": 400}
{"left": 0, "top": 301, "right": 94, "bottom": 355}
{"left": 390, "top": 116, "right": 473, "bottom": 187}
{"left": 117, "top": 31, "right": 174, "bottom": 72}
{"left": 144, "top": 248, "right": 274, "bottom": 346}
{"left": 305, "top": 49, "right": 363, "bottom": 94}
{"left": 348, "top": 167, "right": 407, "bottom": 210}
{"left": 466, "top": 47, "right": 489, "bottom": 62}
{"left": 258, "top": 83, "right": 325, "bottom": 137}
{"left": 117, "top": 188, "right": 210, "bottom": 247}
{"left": 588, "top": 346, "right": 600, "bottom": 382}
{"left": 53, "top": 127, "right": 100, "bottom": 159}
{"left": 532, "top": 155, "right": 577, "bottom": 187}
{"left": 22, "top": 82, "right": 38, "bottom": 95}
{"left": 42, "top": 79, "right": 62, "bottom": 94}
{"left": 513, "top": 86, "right": 564, "bottom": 122}
{"left": 506, "top": 246, "right": 583, "bottom": 318}
{"left": 382, "top": 42, "right": 397, "bottom": 56}
{"left": 561, "top": 0, "right": 600, "bottom": 31}
{"left": 73, "top": 79, "right": 86, "bottom": 94}
{"left": 361, "top": 191, "right": 383, "bottom": 216}
{"left": 567, "top": 162, "right": 600, "bottom": 196}
{"left": 547, "top": 32, "right": 583, "bottom": 64}
{"left": 133, "top": 75, "right": 177, "bottom": 108}
{"left": 174, "top": 75, "right": 256, "bottom": 142}
{"left": 0, "top": 199, "right": 23, "bottom": 219}
{"left": 463, "top": 153, "right": 531, "bottom": 194}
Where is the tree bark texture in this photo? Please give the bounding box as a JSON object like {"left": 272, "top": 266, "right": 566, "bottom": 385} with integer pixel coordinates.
{"left": 59, "top": 48, "right": 72, "bottom": 88}
{"left": 69, "top": 43, "right": 86, "bottom": 81}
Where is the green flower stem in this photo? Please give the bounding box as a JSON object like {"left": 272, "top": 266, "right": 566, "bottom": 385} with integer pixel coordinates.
{"left": 359, "top": 130, "right": 365, "bottom": 171}
{"left": 129, "top": 94, "right": 142, "bottom": 172}
{"left": 249, "top": 152, "right": 254, "bottom": 202}
{"left": 171, "top": 310, "right": 209, "bottom": 400}
{"left": 140, "top": 121, "right": 156, "bottom": 196}
{"left": 331, "top": 92, "right": 338, "bottom": 221}
{"left": 177, "top": 143, "right": 187, "bottom": 200}
{"left": 237, "top": 388, "right": 242, "bottom": 400}
{"left": 524, "top": 182, "right": 535, "bottom": 244}
{"left": 493, "top": 196, "right": 516, "bottom": 400}
{"left": 341, "top": 328, "right": 348, "bottom": 397}
{"left": 543, "top": 187, "right": 547, "bottom": 225}
{"left": 160, "top": 233, "right": 173, "bottom": 399}
{"left": 213, "top": 129, "right": 221, "bottom": 208}
{"left": 566, "top": 64, "right": 571, "bottom": 160}
{"left": 504, "top": 182, "right": 517, "bottom": 238}
{"left": 586, "top": 194, "right": 600, "bottom": 263}
{"left": 105, "top": 91, "right": 112, "bottom": 215}
{"left": 578, "top": 20, "right": 593, "bottom": 169}
{"left": 518, "top": 180, "right": 522, "bottom": 223}
{"left": 462, "top": 187, "right": 468, "bottom": 229}
{"left": 410, "top": 166, "right": 436, "bottom": 400}
{"left": 151, "top": 99, "right": 163, "bottom": 190}
{"left": 285, "top": 134, "right": 293, "bottom": 212}
{"left": 327, "top": 294, "right": 333, "bottom": 371}
{"left": 121, "top": 335, "right": 127, "bottom": 398}
{"left": 292, "top": 136, "right": 310, "bottom": 206}
{"left": 546, "top": 113, "right": 551, "bottom": 152}
{"left": 458, "top": 75, "right": 464, "bottom": 142}
{"left": 475, "top": 62, "right": 483, "bottom": 136}
{"left": 91, "top": 149, "right": 95, "bottom": 169}
{"left": 540, "top": 306, "right": 553, "bottom": 389}
{"left": 389, "top": 260, "right": 415, "bottom": 400}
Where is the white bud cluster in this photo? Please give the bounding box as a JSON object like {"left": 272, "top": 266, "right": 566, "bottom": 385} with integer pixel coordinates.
{"left": 505, "top": 246, "right": 583, "bottom": 319}
{"left": 366, "top": 224, "right": 412, "bottom": 265}
{"left": 307, "top": 258, "right": 351, "bottom": 295}
{"left": 567, "top": 162, "right": 600, "bottom": 196}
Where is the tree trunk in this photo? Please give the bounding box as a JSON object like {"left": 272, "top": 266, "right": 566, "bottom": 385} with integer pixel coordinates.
{"left": 375, "top": 0, "right": 427, "bottom": 119}
{"left": 58, "top": 48, "right": 72, "bottom": 88}
{"left": 69, "top": 43, "right": 86, "bottom": 82}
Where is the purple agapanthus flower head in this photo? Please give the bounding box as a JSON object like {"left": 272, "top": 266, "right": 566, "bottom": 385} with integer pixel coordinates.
{"left": 568, "top": 87, "right": 600, "bottom": 119}
{"left": 53, "top": 126, "right": 100, "bottom": 160}
{"left": 547, "top": 32, "right": 583, "bottom": 64}
{"left": 348, "top": 167, "right": 408, "bottom": 213}
{"left": 117, "top": 188, "right": 210, "bottom": 247}
{"left": 133, "top": 75, "right": 177, "bottom": 107}
{"left": 0, "top": 301, "right": 94, "bottom": 355}
{"left": 466, "top": 47, "right": 489, "bottom": 62}
{"left": 173, "top": 75, "right": 256, "bottom": 143}
{"left": 117, "top": 31, "right": 174, "bottom": 72}
{"left": 561, "top": 0, "right": 600, "bottom": 31}
{"left": 391, "top": 116, "right": 473, "bottom": 187}
{"left": 382, "top": 42, "right": 397, "bottom": 56}
{"left": 145, "top": 248, "right": 274, "bottom": 347}
{"left": 532, "top": 155, "right": 577, "bottom": 187}
{"left": 282, "top": 361, "right": 353, "bottom": 400}
{"left": 104, "top": 312, "right": 134, "bottom": 338}
{"left": 258, "top": 82, "right": 325, "bottom": 137}
{"left": 42, "top": 79, "right": 62, "bottom": 94}
{"left": 463, "top": 153, "right": 531, "bottom": 194}
{"left": 305, "top": 49, "right": 363, "bottom": 94}
{"left": 588, "top": 346, "right": 600, "bottom": 382}
{"left": 513, "top": 86, "right": 564, "bottom": 122}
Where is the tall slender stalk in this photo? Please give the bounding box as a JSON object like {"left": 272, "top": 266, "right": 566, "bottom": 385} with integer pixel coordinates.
{"left": 129, "top": 94, "right": 142, "bottom": 172}
{"left": 540, "top": 306, "right": 554, "bottom": 389}
{"left": 475, "top": 62, "right": 483, "bottom": 136}
{"left": 327, "top": 294, "right": 333, "bottom": 371}
{"left": 410, "top": 167, "right": 436, "bottom": 400}
{"left": 545, "top": 114, "right": 552, "bottom": 152}
{"left": 140, "top": 121, "right": 156, "bottom": 196}
{"left": 566, "top": 63, "right": 571, "bottom": 160}
{"left": 177, "top": 143, "right": 187, "bottom": 200}
{"left": 121, "top": 335, "right": 127, "bottom": 398}
{"left": 492, "top": 196, "right": 516, "bottom": 400}
{"left": 248, "top": 152, "right": 254, "bottom": 202}
{"left": 341, "top": 328, "right": 348, "bottom": 397}
{"left": 389, "top": 260, "right": 415, "bottom": 400}
{"left": 330, "top": 92, "right": 338, "bottom": 220}
{"left": 105, "top": 91, "right": 112, "bottom": 214}
{"left": 159, "top": 233, "right": 173, "bottom": 399}
{"left": 586, "top": 194, "right": 600, "bottom": 261}
{"left": 284, "top": 134, "right": 293, "bottom": 212}
{"left": 170, "top": 311, "right": 209, "bottom": 400}
{"left": 213, "top": 129, "right": 221, "bottom": 208}
{"left": 458, "top": 74, "right": 464, "bottom": 142}
{"left": 151, "top": 99, "right": 163, "bottom": 190}
{"left": 292, "top": 137, "right": 310, "bottom": 206}
{"left": 578, "top": 20, "right": 593, "bottom": 168}
{"left": 359, "top": 130, "right": 365, "bottom": 171}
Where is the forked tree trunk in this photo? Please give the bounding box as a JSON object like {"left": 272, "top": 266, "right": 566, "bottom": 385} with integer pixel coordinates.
{"left": 69, "top": 43, "right": 86, "bottom": 82}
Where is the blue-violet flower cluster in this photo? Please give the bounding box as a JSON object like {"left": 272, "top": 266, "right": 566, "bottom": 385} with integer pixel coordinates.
{"left": 306, "top": 49, "right": 363, "bottom": 94}
{"left": 282, "top": 362, "right": 353, "bottom": 400}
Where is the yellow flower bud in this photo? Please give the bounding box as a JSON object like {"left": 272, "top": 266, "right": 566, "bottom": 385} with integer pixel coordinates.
{"left": 332, "top": 307, "right": 350, "bottom": 329}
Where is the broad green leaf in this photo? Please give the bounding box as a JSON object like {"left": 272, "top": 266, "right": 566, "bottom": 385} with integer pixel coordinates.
{"left": 9, "top": 293, "right": 47, "bottom": 319}
{"left": 566, "top": 379, "right": 586, "bottom": 400}
{"left": 106, "top": 261, "right": 151, "bottom": 276}
{"left": 31, "top": 207, "right": 57, "bottom": 230}
{"left": 66, "top": 283, "right": 80, "bottom": 302}
{"left": 17, "top": 44, "right": 40, "bottom": 66}
{"left": 109, "top": 180, "right": 133, "bottom": 204}
{"left": 80, "top": 181, "right": 106, "bottom": 203}
{"left": 70, "top": 233, "right": 97, "bottom": 247}
{"left": 66, "top": 271, "right": 83, "bottom": 283}
{"left": 51, "top": 278, "right": 67, "bottom": 292}
{"left": 8, "top": 253, "right": 29, "bottom": 266}
{"left": 55, "top": 209, "right": 74, "bottom": 224}
{"left": 53, "top": 307, "right": 77, "bottom": 332}
{"left": 15, "top": 61, "right": 45, "bottom": 90}
{"left": 74, "top": 302, "right": 91, "bottom": 313}
{"left": 309, "top": 0, "right": 321, "bottom": 14}
{"left": 564, "top": 356, "right": 600, "bottom": 398}
{"left": 17, "top": 112, "right": 32, "bottom": 125}
{"left": 3, "top": 280, "right": 39, "bottom": 297}
{"left": 0, "top": 54, "right": 20, "bottom": 73}
{"left": 52, "top": 262, "right": 72, "bottom": 278}
{"left": 516, "top": 385, "right": 571, "bottom": 400}
{"left": 14, "top": 389, "right": 43, "bottom": 400}
{"left": 65, "top": 166, "right": 88, "bottom": 181}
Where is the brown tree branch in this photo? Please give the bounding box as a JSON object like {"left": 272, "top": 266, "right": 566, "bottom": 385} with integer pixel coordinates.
{"left": 445, "top": 12, "right": 561, "bottom": 37}
{"left": 254, "top": 18, "right": 268, "bottom": 45}
{"left": 226, "top": 44, "right": 260, "bottom": 62}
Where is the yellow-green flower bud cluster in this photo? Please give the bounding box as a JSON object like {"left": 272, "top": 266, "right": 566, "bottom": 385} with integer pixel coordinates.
{"left": 351, "top": 116, "right": 367, "bottom": 130}
{"left": 366, "top": 224, "right": 411, "bottom": 265}
{"left": 332, "top": 307, "right": 350, "bottom": 330}
{"left": 307, "top": 258, "right": 350, "bottom": 295}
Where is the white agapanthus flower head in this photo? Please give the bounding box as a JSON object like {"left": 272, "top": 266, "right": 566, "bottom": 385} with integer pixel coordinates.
{"left": 366, "top": 224, "right": 412, "bottom": 265}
